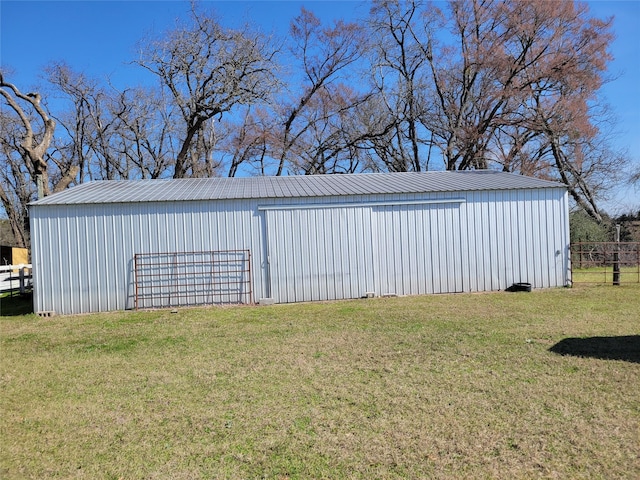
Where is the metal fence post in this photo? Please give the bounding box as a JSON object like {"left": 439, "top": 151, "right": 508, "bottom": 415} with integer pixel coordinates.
{"left": 613, "top": 224, "right": 620, "bottom": 286}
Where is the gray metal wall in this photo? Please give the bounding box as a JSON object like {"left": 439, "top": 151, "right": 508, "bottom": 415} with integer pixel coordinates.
{"left": 30, "top": 187, "right": 569, "bottom": 314}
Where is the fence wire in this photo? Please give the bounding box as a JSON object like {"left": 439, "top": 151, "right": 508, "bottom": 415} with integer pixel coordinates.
{"left": 570, "top": 242, "right": 640, "bottom": 284}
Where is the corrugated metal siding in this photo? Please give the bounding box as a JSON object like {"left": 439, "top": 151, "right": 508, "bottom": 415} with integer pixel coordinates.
{"left": 30, "top": 187, "right": 570, "bottom": 315}
{"left": 31, "top": 199, "right": 266, "bottom": 314}
{"left": 459, "top": 188, "right": 569, "bottom": 292}
{"left": 265, "top": 206, "right": 376, "bottom": 303}
{"left": 373, "top": 203, "right": 463, "bottom": 295}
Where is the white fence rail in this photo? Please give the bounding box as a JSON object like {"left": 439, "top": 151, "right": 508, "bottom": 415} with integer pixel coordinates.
{"left": 0, "top": 264, "right": 32, "bottom": 272}
{"left": 1, "top": 264, "right": 33, "bottom": 294}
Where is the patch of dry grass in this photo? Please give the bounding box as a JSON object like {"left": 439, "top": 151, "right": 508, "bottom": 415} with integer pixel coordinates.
{"left": 1, "top": 285, "right": 639, "bottom": 479}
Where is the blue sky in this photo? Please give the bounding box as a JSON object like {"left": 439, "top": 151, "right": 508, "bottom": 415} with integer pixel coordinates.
{"left": 1, "top": 0, "right": 638, "bottom": 213}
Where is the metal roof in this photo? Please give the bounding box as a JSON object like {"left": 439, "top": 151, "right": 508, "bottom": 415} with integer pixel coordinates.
{"left": 31, "top": 171, "right": 565, "bottom": 206}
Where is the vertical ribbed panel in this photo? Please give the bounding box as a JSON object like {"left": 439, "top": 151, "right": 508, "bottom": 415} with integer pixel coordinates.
{"left": 30, "top": 187, "right": 570, "bottom": 314}
{"left": 459, "top": 187, "right": 569, "bottom": 292}
{"left": 373, "top": 203, "right": 464, "bottom": 296}
{"left": 265, "top": 206, "right": 375, "bottom": 303}
{"left": 31, "top": 199, "right": 266, "bottom": 314}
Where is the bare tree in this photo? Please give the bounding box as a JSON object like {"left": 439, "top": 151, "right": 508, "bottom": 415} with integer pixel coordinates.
{"left": 532, "top": 95, "right": 624, "bottom": 222}
{"left": 0, "top": 113, "right": 31, "bottom": 247}
{"left": 1, "top": 71, "right": 81, "bottom": 246}
{"left": 213, "top": 107, "right": 272, "bottom": 177}
{"left": 631, "top": 166, "right": 640, "bottom": 187}
{"left": 137, "top": 3, "right": 280, "bottom": 178}
{"left": 47, "top": 63, "right": 182, "bottom": 182}
{"left": 281, "top": 84, "right": 368, "bottom": 175}
{"left": 366, "top": 0, "right": 431, "bottom": 172}
{"left": 0, "top": 71, "right": 74, "bottom": 197}
{"left": 269, "top": 8, "right": 367, "bottom": 176}
{"left": 45, "top": 63, "right": 106, "bottom": 183}
{"left": 109, "top": 86, "right": 178, "bottom": 179}
{"left": 419, "top": 0, "right": 613, "bottom": 167}
{"left": 0, "top": 1, "right": 623, "bottom": 234}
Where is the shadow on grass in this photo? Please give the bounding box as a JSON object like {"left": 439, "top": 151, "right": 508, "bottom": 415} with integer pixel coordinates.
{"left": 549, "top": 336, "right": 640, "bottom": 364}
{"left": 0, "top": 292, "right": 34, "bottom": 316}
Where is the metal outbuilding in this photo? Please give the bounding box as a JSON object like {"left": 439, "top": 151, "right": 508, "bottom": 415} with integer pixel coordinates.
{"left": 29, "top": 171, "right": 570, "bottom": 315}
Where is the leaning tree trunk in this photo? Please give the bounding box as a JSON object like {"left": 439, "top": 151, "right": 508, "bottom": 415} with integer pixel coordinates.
{"left": 0, "top": 74, "right": 56, "bottom": 199}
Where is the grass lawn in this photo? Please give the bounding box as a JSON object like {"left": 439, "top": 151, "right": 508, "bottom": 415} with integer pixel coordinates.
{"left": 1, "top": 285, "right": 638, "bottom": 479}
{"left": 571, "top": 266, "right": 640, "bottom": 284}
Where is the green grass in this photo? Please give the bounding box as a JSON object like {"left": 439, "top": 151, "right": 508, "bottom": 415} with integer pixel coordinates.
{"left": 571, "top": 266, "right": 640, "bottom": 284}
{"left": 1, "top": 285, "right": 639, "bottom": 479}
